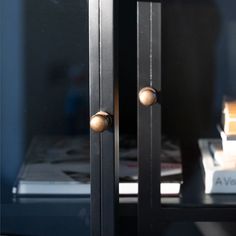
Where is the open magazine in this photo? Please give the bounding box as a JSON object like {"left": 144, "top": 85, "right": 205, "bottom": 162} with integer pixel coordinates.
{"left": 13, "top": 135, "right": 182, "bottom": 195}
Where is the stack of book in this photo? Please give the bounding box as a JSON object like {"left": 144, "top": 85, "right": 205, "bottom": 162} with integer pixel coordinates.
{"left": 199, "top": 99, "right": 236, "bottom": 194}
{"left": 199, "top": 139, "right": 236, "bottom": 194}
{"left": 220, "top": 99, "right": 236, "bottom": 157}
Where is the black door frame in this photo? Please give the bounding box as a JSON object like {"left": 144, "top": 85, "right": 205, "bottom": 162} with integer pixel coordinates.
{"left": 89, "top": 0, "right": 119, "bottom": 236}
{"left": 90, "top": 0, "right": 161, "bottom": 235}
{"left": 137, "top": 1, "right": 162, "bottom": 235}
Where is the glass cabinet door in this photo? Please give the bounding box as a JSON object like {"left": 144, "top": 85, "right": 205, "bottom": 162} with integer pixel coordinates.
{"left": 1, "top": 0, "right": 118, "bottom": 236}
{"left": 137, "top": 0, "right": 236, "bottom": 235}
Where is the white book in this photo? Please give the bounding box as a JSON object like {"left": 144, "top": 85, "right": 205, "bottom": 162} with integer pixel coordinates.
{"left": 13, "top": 136, "right": 182, "bottom": 196}
{"left": 199, "top": 139, "right": 236, "bottom": 194}
{"left": 208, "top": 140, "right": 236, "bottom": 165}
{"left": 217, "top": 125, "right": 236, "bottom": 156}
{"left": 222, "top": 99, "right": 236, "bottom": 135}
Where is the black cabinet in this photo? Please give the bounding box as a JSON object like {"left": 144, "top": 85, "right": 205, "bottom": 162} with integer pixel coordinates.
{"left": 1, "top": 0, "right": 236, "bottom": 236}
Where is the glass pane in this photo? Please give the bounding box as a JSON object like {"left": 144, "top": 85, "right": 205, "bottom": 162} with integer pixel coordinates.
{"left": 1, "top": 0, "right": 90, "bottom": 235}
{"left": 162, "top": 1, "right": 236, "bottom": 203}
{"left": 119, "top": 0, "right": 138, "bottom": 196}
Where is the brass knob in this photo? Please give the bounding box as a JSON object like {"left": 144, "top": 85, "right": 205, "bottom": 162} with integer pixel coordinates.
{"left": 139, "top": 87, "right": 158, "bottom": 106}
{"left": 90, "top": 111, "right": 111, "bottom": 133}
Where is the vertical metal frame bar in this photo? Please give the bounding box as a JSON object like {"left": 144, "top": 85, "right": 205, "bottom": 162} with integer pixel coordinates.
{"left": 137, "top": 1, "right": 161, "bottom": 235}
{"left": 89, "top": 0, "right": 118, "bottom": 235}
{"left": 89, "top": 0, "right": 101, "bottom": 235}
{"left": 100, "top": 0, "right": 119, "bottom": 235}
{"left": 137, "top": 2, "right": 152, "bottom": 233}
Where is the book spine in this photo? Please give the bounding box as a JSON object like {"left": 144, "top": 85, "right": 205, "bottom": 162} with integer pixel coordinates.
{"left": 205, "top": 170, "right": 236, "bottom": 193}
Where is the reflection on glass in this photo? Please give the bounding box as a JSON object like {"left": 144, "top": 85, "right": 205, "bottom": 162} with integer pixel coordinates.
{"left": 2, "top": 0, "right": 90, "bottom": 234}
{"left": 118, "top": 0, "right": 138, "bottom": 195}
{"left": 20, "top": 0, "right": 89, "bottom": 193}
{"left": 162, "top": 1, "right": 236, "bottom": 196}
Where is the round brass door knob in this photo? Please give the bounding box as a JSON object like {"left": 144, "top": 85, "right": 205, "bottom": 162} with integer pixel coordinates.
{"left": 90, "top": 111, "right": 111, "bottom": 133}
{"left": 138, "top": 87, "right": 158, "bottom": 106}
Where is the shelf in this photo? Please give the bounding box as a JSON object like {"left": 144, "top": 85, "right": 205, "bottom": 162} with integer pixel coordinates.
{"left": 3, "top": 141, "right": 236, "bottom": 222}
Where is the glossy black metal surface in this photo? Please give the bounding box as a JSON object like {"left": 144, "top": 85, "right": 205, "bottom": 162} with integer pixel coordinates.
{"left": 89, "top": 0, "right": 119, "bottom": 235}
{"left": 89, "top": 0, "right": 101, "bottom": 235}
{"left": 137, "top": 1, "right": 162, "bottom": 235}
{"left": 100, "top": 0, "right": 119, "bottom": 235}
